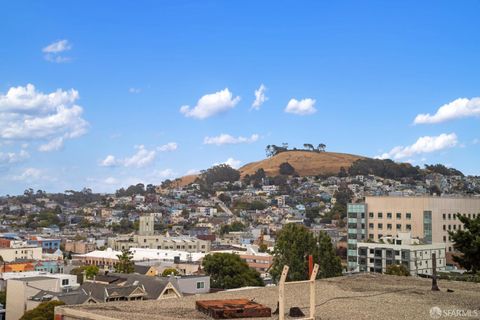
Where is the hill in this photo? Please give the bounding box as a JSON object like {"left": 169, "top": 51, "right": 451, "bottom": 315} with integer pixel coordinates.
{"left": 239, "top": 151, "right": 365, "bottom": 177}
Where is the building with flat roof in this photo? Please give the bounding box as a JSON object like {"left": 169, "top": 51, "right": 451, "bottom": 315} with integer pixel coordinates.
{"left": 356, "top": 232, "right": 446, "bottom": 276}
{"left": 55, "top": 274, "right": 480, "bottom": 320}
{"left": 347, "top": 196, "right": 480, "bottom": 271}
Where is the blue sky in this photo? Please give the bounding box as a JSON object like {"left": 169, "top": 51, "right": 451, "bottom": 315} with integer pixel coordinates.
{"left": 1, "top": 0, "right": 479, "bottom": 194}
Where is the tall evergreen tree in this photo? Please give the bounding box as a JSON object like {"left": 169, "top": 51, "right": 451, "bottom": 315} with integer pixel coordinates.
{"left": 115, "top": 249, "right": 135, "bottom": 274}
{"left": 202, "top": 253, "right": 264, "bottom": 289}
{"left": 449, "top": 214, "right": 480, "bottom": 273}
{"left": 317, "top": 231, "right": 342, "bottom": 278}
{"left": 270, "top": 223, "right": 318, "bottom": 281}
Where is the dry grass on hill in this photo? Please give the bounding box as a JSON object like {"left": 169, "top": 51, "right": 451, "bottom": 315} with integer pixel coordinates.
{"left": 239, "top": 151, "right": 365, "bottom": 177}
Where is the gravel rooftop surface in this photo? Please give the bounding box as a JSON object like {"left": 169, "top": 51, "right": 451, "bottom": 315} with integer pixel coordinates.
{"left": 58, "top": 274, "right": 480, "bottom": 320}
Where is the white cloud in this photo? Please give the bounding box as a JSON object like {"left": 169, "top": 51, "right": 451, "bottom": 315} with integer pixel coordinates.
{"left": 185, "top": 169, "right": 200, "bottom": 175}
{"left": 251, "top": 84, "right": 268, "bottom": 110}
{"left": 376, "top": 133, "right": 458, "bottom": 160}
{"left": 38, "top": 137, "right": 64, "bottom": 152}
{"left": 42, "top": 40, "right": 72, "bottom": 63}
{"left": 123, "top": 145, "right": 156, "bottom": 168}
{"left": 204, "top": 133, "right": 259, "bottom": 146}
{"left": 43, "top": 40, "right": 72, "bottom": 53}
{"left": 215, "top": 157, "right": 242, "bottom": 169}
{"left": 0, "top": 150, "right": 30, "bottom": 165}
{"left": 284, "top": 98, "right": 317, "bottom": 115}
{"left": 153, "top": 168, "right": 176, "bottom": 179}
{"left": 100, "top": 155, "right": 118, "bottom": 167}
{"left": 100, "top": 142, "right": 178, "bottom": 168}
{"left": 414, "top": 97, "right": 480, "bottom": 124}
{"left": 157, "top": 142, "right": 178, "bottom": 152}
{"left": 0, "top": 84, "right": 88, "bottom": 150}
{"left": 180, "top": 88, "right": 240, "bottom": 119}
{"left": 129, "top": 88, "right": 141, "bottom": 94}
{"left": 12, "top": 167, "right": 43, "bottom": 181}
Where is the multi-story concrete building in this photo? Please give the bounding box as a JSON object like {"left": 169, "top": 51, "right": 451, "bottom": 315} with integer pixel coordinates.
{"left": 6, "top": 274, "right": 78, "bottom": 320}
{"left": 347, "top": 196, "right": 480, "bottom": 271}
{"left": 64, "top": 240, "right": 96, "bottom": 254}
{"left": 108, "top": 235, "right": 210, "bottom": 253}
{"left": 356, "top": 233, "right": 446, "bottom": 276}
{"left": 0, "top": 247, "right": 42, "bottom": 262}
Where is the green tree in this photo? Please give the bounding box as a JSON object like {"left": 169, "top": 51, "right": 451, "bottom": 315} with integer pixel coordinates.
{"left": 0, "top": 290, "right": 5, "bottom": 306}
{"left": 385, "top": 264, "right": 410, "bottom": 276}
{"left": 85, "top": 265, "right": 99, "bottom": 279}
{"left": 115, "top": 249, "right": 135, "bottom": 274}
{"left": 162, "top": 268, "right": 180, "bottom": 277}
{"left": 200, "top": 164, "right": 240, "bottom": 186}
{"left": 317, "top": 231, "right": 342, "bottom": 278}
{"left": 20, "top": 301, "right": 65, "bottom": 320}
{"left": 449, "top": 214, "right": 480, "bottom": 273}
{"left": 279, "top": 162, "right": 295, "bottom": 175}
{"left": 270, "top": 224, "right": 318, "bottom": 282}
{"left": 202, "top": 253, "right": 264, "bottom": 289}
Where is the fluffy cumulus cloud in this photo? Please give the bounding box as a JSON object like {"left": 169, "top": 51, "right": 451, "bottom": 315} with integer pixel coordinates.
{"left": 180, "top": 88, "right": 240, "bottom": 119}
{"left": 42, "top": 40, "right": 72, "bottom": 63}
{"left": 100, "top": 155, "right": 118, "bottom": 167}
{"left": 100, "top": 143, "right": 178, "bottom": 168}
{"left": 122, "top": 145, "right": 157, "bottom": 168}
{"left": 0, "top": 84, "right": 88, "bottom": 152}
{"left": 284, "top": 98, "right": 317, "bottom": 115}
{"left": 157, "top": 142, "right": 178, "bottom": 152}
{"left": 251, "top": 84, "right": 268, "bottom": 110}
{"left": 0, "top": 150, "right": 30, "bottom": 166}
{"left": 214, "top": 157, "right": 242, "bottom": 169}
{"left": 414, "top": 97, "right": 480, "bottom": 124}
{"left": 376, "top": 133, "right": 458, "bottom": 160}
{"left": 203, "top": 133, "right": 259, "bottom": 146}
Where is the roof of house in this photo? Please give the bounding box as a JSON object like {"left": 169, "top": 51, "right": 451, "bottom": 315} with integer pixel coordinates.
{"left": 56, "top": 274, "right": 480, "bottom": 320}
{"left": 133, "top": 265, "right": 153, "bottom": 275}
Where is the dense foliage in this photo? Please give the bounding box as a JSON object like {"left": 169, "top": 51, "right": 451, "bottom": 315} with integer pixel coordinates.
{"left": 449, "top": 214, "right": 480, "bottom": 273}
{"left": 115, "top": 249, "right": 135, "bottom": 273}
{"left": 270, "top": 223, "right": 342, "bottom": 281}
{"left": 162, "top": 268, "right": 180, "bottom": 276}
{"left": 279, "top": 162, "right": 296, "bottom": 175}
{"left": 425, "top": 164, "right": 464, "bottom": 176}
{"left": 219, "top": 221, "right": 246, "bottom": 235}
{"left": 202, "top": 253, "right": 264, "bottom": 289}
{"left": 348, "top": 158, "right": 422, "bottom": 180}
{"left": 200, "top": 164, "right": 240, "bottom": 186}
{"left": 385, "top": 264, "right": 410, "bottom": 276}
{"left": 20, "top": 301, "right": 65, "bottom": 320}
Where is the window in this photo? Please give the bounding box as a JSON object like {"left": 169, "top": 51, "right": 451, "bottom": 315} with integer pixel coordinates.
{"left": 406, "top": 224, "right": 411, "bottom": 231}
{"left": 387, "top": 212, "right": 392, "bottom": 219}
{"left": 378, "top": 223, "right": 383, "bottom": 230}
{"left": 387, "top": 224, "right": 392, "bottom": 230}
{"left": 448, "top": 214, "right": 451, "bottom": 220}
{"left": 396, "top": 224, "right": 401, "bottom": 230}
{"left": 443, "top": 225, "right": 446, "bottom": 231}
{"left": 369, "top": 223, "right": 374, "bottom": 229}
{"left": 396, "top": 213, "right": 401, "bottom": 219}
{"left": 443, "top": 236, "right": 446, "bottom": 242}
{"left": 443, "top": 213, "right": 446, "bottom": 220}
{"left": 196, "top": 281, "right": 205, "bottom": 289}
{"left": 62, "top": 279, "right": 69, "bottom": 286}
{"left": 369, "top": 212, "right": 374, "bottom": 218}
{"left": 406, "top": 213, "right": 411, "bottom": 220}
{"left": 378, "top": 212, "right": 383, "bottom": 218}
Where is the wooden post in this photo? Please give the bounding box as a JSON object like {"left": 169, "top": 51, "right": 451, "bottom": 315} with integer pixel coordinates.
{"left": 279, "top": 265, "right": 289, "bottom": 320}
{"left": 278, "top": 264, "right": 319, "bottom": 320}
{"left": 431, "top": 252, "right": 440, "bottom": 291}
{"left": 309, "top": 264, "right": 319, "bottom": 319}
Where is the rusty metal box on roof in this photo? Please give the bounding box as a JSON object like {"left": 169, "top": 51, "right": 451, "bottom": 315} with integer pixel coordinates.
{"left": 196, "top": 299, "right": 272, "bottom": 319}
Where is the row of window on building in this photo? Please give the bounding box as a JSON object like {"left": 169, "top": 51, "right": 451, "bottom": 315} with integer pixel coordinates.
{"left": 369, "top": 212, "right": 412, "bottom": 219}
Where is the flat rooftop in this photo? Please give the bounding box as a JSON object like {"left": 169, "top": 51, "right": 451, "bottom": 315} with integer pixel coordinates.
{"left": 56, "top": 274, "right": 480, "bottom": 320}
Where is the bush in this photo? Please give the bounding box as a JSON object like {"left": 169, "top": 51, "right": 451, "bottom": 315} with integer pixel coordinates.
{"left": 385, "top": 264, "right": 410, "bottom": 276}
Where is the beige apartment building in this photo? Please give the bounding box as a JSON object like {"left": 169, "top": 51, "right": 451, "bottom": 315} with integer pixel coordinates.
{"left": 347, "top": 196, "right": 480, "bottom": 271}
{"left": 0, "top": 246, "right": 42, "bottom": 262}
{"left": 364, "top": 196, "right": 480, "bottom": 252}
